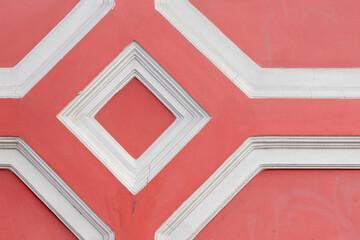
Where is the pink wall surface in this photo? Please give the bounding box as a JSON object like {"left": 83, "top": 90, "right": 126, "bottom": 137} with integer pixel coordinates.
{"left": 196, "top": 170, "right": 360, "bottom": 240}
{"left": 0, "top": 0, "right": 78, "bottom": 67}
{"left": 1, "top": 0, "right": 360, "bottom": 239}
{"left": 0, "top": 170, "right": 76, "bottom": 239}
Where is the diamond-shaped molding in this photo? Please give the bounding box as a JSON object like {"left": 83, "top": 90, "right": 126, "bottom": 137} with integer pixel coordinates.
{"left": 155, "top": 0, "right": 360, "bottom": 98}
{"left": 58, "top": 41, "right": 211, "bottom": 194}
{"left": 0, "top": 0, "right": 115, "bottom": 98}
{"left": 155, "top": 136, "right": 360, "bottom": 240}
{"left": 0, "top": 137, "right": 114, "bottom": 240}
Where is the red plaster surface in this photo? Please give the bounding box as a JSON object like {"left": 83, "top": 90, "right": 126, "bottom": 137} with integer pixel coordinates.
{"left": 0, "top": 170, "right": 76, "bottom": 239}
{"left": 191, "top": 0, "right": 360, "bottom": 68}
{"left": 95, "top": 78, "right": 175, "bottom": 159}
{"left": 0, "top": 0, "right": 78, "bottom": 67}
{"left": 1, "top": 0, "right": 360, "bottom": 239}
{"left": 196, "top": 170, "right": 360, "bottom": 240}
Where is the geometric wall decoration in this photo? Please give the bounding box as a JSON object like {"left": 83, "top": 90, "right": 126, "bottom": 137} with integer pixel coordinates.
{"left": 57, "top": 41, "right": 211, "bottom": 194}
{"left": 155, "top": 0, "right": 360, "bottom": 98}
{"left": 0, "top": 0, "right": 114, "bottom": 98}
{"left": 0, "top": 137, "right": 114, "bottom": 239}
{"left": 155, "top": 136, "right": 360, "bottom": 239}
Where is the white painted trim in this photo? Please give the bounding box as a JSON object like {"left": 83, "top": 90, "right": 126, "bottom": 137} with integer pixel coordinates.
{"left": 0, "top": 137, "right": 114, "bottom": 239}
{"left": 0, "top": 0, "right": 115, "bottom": 98}
{"left": 58, "top": 41, "right": 211, "bottom": 195}
{"left": 155, "top": 136, "right": 360, "bottom": 239}
{"left": 155, "top": 0, "right": 360, "bottom": 98}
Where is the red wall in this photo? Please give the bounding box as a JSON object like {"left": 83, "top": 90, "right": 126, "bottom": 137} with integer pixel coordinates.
{"left": 197, "top": 170, "right": 360, "bottom": 240}
{"left": 1, "top": 0, "right": 360, "bottom": 239}
{"left": 0, "top": 170, "right": 76, "bottom": 239}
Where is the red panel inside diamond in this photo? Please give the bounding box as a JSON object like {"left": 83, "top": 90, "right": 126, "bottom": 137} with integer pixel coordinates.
{"left": 191, "top": 0, "right": 360, "bottom": 68}
{"left": 0, "top": 170, "right": 76, "bottom": 239}
{"left": 196, "top": 169, "right": 360, "bottom": 240}
{"left": 0, "top": 0, "right": 78, "bottom": 67}
{"left": 95, "top": 77, "right": 176, "bottom": 159}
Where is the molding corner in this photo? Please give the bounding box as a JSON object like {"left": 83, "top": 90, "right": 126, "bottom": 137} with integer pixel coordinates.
{"left": 0, "top": 137, "right": 114, "bottom": 240}
{"left": 0, "top": 0, "right": 115, "bottom": 98}
{"left": 155, "top": 0, "right": 360, "bottom": 98}
{"left": 156, "top": 136, "right": 360, "bottom": 239}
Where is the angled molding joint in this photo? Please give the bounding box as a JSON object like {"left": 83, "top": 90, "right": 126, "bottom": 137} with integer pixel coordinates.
{"left": 155, "top": 0, "right": 360, "bottom": 98}
{"left": 58, "top": 41, "right": 211, "bottom": 194}
{"left": 156, "top": 136, "right": 360, "bottom": 240}
{"left": 0, "top": 0, "right": 115, "bottom": 98}
{"left": 0, "top": 137, "right": 114, "bottom": 240}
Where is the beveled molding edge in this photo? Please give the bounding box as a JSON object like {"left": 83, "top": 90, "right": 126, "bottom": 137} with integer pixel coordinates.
{"left": 155, "top": 136, "right": 360, "bottom": 239}
{"left": 156, "top": 0, "right": 360, "bottom": 98}
{"left": 0, "top": 137, "right": 114, "bottom": 240}
{"left": 58, "top": 41, "right": 211, "bottom": 195}
{"left": 0, "top": 0, "right": 115, "bottom": 98}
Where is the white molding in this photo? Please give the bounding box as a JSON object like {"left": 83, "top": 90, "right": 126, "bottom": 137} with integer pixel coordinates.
{"left": 0, "top": 0, "right": 115, "bottom": 98}
{"left": 155, "top": 0, "right": 360, "bottom": 98}
{"left": 58, "top": 41, "right": 211, "bottom": 195}
{"left": 0, "top": 137, "right": 114, "bottom": 239}
{"left": 155, "top": 136, "right": 360, "bottom": 240}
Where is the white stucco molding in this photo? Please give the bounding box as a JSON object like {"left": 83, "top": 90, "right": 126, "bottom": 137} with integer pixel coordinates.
{"left": 58, "top": 41, "right": 211, "bottom": 195}
{"left": 0, "top": 0, "right": 115, "bottom": 98}
{"left": 0, "top": 137, "right": 114, "bottom": 239}
{"left": 155, "top": 0, "right": 360, "bottom": 98}
{"left": 156, "top": 136, "right": 360, "bottom": 239}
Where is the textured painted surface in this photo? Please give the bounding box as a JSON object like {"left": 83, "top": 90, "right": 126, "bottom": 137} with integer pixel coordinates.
{"left": 191, "top": 0, "right": 360, "bottom": 67}
{"left": 196, "top": 170, "right": 360, "bottom": 240}
{"left": 0, "top": 0, "right": 78, "bottom": 67}
{"left": 96, "top": 77, "right": 175, "bottom": 159}
{"left": 1, "top": 0, "right": 360, "bottom": 239}
{"left": 0, "top": 170, "right": 76, "bottom": 239}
